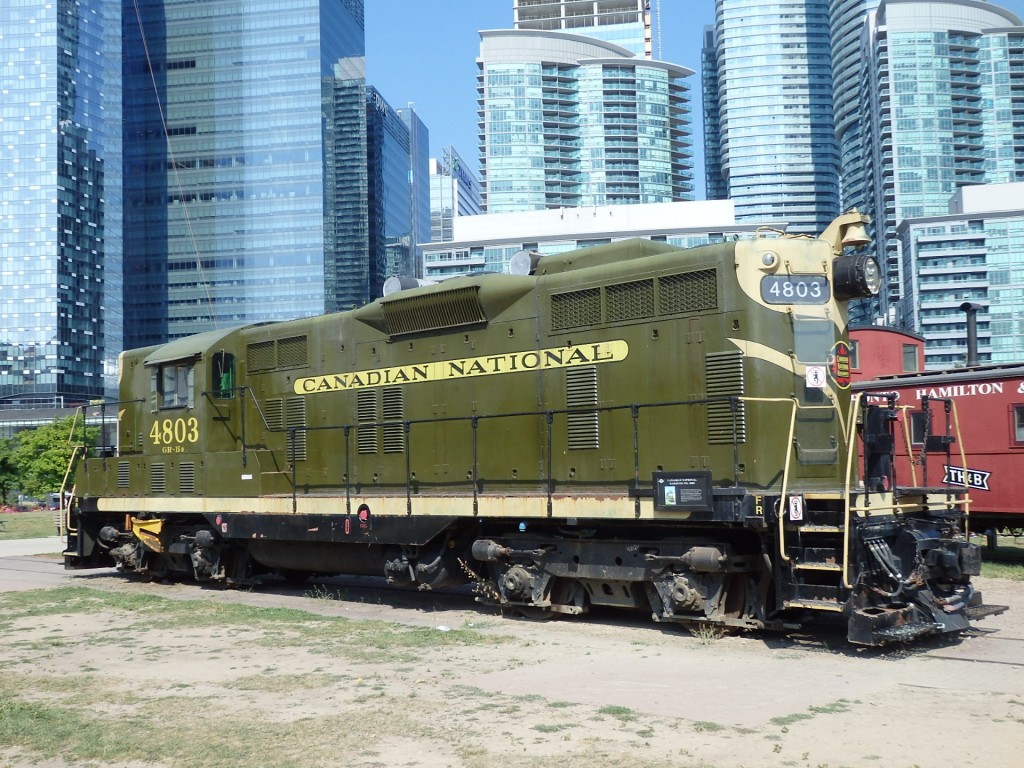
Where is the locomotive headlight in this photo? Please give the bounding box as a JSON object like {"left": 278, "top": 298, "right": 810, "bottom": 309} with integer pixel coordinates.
{"left": 832, "top": 252, "right": 881, "bottom": 300}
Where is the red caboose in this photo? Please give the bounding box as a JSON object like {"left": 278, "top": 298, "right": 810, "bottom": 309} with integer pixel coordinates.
{"left": 854, "top": 364, "right": 1024, "bottom": 534}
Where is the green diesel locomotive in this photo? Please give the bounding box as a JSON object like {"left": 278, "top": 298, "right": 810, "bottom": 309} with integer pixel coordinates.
{"left": 65, "top": 211, "right": 1002, "bottom": 645}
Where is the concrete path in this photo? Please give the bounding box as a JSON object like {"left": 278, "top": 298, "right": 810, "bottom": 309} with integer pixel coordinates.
{"left": 0, "top": 536, "right": 66, "bottom": 557}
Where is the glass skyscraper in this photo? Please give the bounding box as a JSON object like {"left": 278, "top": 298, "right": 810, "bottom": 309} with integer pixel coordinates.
{"left": 366, "top": 87, "right": 415, "bottom": 296}
{"left": 122, "top": 0, "right": 366, "bottom": 345}
{"left": 1, "top": 0, "right": 122, "bottom": 404}
{"left": 399, "top": 105, "right": 431, "bottom": 279}
{"left": 897, "top": 184, "right": 1024, "bottom": 369}
{"left": 478, "top": 30, "right": 693, "bottom": 213}
{"left": 513, "top": 0, "right": 653, "bottom": 57}
{"left": 430, "top": 146, "right": 483, "bottom": 244}
{"left": 829, "top": 1, "right": 881, "bottom": 226}
{"left": 851, "top": 0, "right": 1024, "bottom": 325}
{"left": 703, "top": 0, "right": 841, "bottom": 235}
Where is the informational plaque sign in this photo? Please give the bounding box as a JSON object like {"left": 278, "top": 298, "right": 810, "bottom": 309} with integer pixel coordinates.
{"left": 653, "top": 471, "right": 714, "bottom": 513}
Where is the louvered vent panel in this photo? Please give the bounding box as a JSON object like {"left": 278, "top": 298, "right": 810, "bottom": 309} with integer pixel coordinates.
{"left": 382, "top": 286, "right": 486, "bottom": 337}
{"left": 551, "top": 288, "right": 601, "bottom": 330}
{"left": 382, "top": 387, "right": 405, "bottom": 453}
{"left": 150, "top": 463, "right": 167, "bottom": 494}
{"left": 658, "top": 269, "right": 718, "bottom": 315}
{"left": 117, "top": 462, "right": 131, "bottom": 488}
{"left": 705, "top": 351, "right": 746, "bottom": 445}
{"left": 606, "top": 280, "right": 655, "bottom": 322}
{"left": 248, "top": 340, "right": 276, "bottom": 371}
{"left": 277, "top": 336, "right": 308, "bottom": 368}
{"left": 357, "top": 389, "right": 378, "bottom": 454}
{"left": 285, "top": 397, "right": 307, "bottom": 462}
{"left": 179, "top": 462, "right": 196, "bottom": 494}
{"left": 264, "top": 398, "right": 284, "bottom": 430}
{"left": 566, "top": 366, "right": 599, "bottom": 450}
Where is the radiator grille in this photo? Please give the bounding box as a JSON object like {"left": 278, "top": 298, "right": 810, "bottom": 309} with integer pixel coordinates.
{"left": 566, "top": 366, "right": 599, "bottom": 450}
{"left": 179, "top": 462, "right": 195, "bottom": 494}
{"left": 357, "top": 390, "right": 378, "bottom": 454}
{"left": 247, "top": 340, "right": 275, "bottom": 372}
{"left": 551, "top": 288, "right": 601, "bottom": 330}
{"left": 117, "top": 461, "right": 130, "bottom": 488}
{"left": 659, "top": 269, "right": 718, "bottom": 315}
{"left": 264, "top": 398, "right": 284, "bottom": 430}
{"left": 150, "top": 463, "right": 166, "bottom": 494}
{"left": 705, "top": 351, "right": 746, "bottom": 445}
{"left": 382, "top": 286, "right": 486, "bottom": 336}
{"left": 247, "top": 336, "right": 309, "bottom": 371}
{"left": 382, "top": 387, "right": 405, "bottom": 453}
{"left": 277, "top": 335, "right": 309, "bottom": 368}
{"left": 606, "top": 279, "right": 655, "bottom": 323}
{"left": 285, "top": 397, "right": 307, "bottom": 462}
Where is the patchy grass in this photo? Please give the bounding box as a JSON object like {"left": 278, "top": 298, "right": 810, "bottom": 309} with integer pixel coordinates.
{"left": 770, "top": 700, "right": 856, "bottom": 728}
{"left": 692, "top": 720, "right": 726, "bottom": 733}
{"left": 598, "top": 705, "right": 638, "bottom": 722}
{"left": 691, "top": 623, "right": 725, "bottom": 645}
{"left": 0, "top": 509, "right": 59, "bottom": 540}
{"left": 981, "top": 536, "right": 1024, "bottom": 580}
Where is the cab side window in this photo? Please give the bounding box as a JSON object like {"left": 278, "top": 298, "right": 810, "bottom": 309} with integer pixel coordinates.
{"left": 212, "top": 352, "right": 236, "bottom": 399}
{"left": 152, "top": 362, "right": 195, "bottom": 409}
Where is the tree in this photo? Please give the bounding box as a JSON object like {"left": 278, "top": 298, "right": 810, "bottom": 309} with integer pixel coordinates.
{"left": 0, "top": 437, "right": 17, "bottom": 505}
{"left": 8, "top": 417, "right": 99, "bottom": 500}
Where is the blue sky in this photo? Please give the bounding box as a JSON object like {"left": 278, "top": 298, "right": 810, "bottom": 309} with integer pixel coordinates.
{"left": 365, "top": 0, "right": 1024, "bottom": 198}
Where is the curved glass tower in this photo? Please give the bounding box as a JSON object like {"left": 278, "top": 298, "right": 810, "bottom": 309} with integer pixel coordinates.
{"left": 704, "top": 0, "right": 841, "bottom": 235}
{"left": 855, "top": 0, "right": 1023, "bottom": 324}
{"left": 829, "top": 1, "right": 881, "bottom": 215}
{"left": 478, "top": 30, "right": 693, "bottom": 212}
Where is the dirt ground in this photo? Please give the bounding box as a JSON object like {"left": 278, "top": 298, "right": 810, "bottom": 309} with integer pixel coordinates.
{"left": 1, "top": 557, "right": 1023, "bottom": 768}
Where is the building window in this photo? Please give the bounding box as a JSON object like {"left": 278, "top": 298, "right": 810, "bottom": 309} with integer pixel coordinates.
{"left": 902, "top": 344, "right": 919, "bottom": 372}
{"left": 1014, "top": 405, "right": 1024, "bottom": 445}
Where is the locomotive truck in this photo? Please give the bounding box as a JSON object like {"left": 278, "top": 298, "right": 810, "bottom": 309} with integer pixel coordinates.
{"left": 64, "top": 211, "right": 1004, "bottom": 645}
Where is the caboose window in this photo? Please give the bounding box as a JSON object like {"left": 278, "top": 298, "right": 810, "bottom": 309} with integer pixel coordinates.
{"left": 212, "top": 352, "right": 235, "bottom": 399}
{"left": 155, "top": 362, "right": 194, "bottom": 409}
{"left": 1014, "top": 405, "right": 1024, "bottom": 444}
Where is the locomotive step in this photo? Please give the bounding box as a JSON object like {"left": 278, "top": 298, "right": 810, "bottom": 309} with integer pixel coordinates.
{"left": 966, "top": 603, "right": 1008, "bottom": 620}
{"left": 783, "top": 598, "right": 844, "bottom": 613}
{"left": 792, "top": 524, "right": 844, "bottom": 533}
{"left": 793, "top": 562, "right": 842, "bottom": 572}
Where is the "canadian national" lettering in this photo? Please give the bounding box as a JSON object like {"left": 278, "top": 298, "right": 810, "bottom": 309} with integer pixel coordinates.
{"left": 294, "top": 340, "right": 629, "bottom": 395}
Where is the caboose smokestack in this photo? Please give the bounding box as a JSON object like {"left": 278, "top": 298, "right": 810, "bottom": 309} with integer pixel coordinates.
{"left": 959, "top": 302, "right": 982, "bottom": 367}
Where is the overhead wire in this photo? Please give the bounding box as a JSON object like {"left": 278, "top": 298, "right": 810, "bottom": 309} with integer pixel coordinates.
{"left": 129, "top": 0, "right": 219, "bottom": 330}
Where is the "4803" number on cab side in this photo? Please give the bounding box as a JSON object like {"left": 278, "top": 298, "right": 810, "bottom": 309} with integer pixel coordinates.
{"left": 149, "top": 417, "right": 200, "bottom": 453}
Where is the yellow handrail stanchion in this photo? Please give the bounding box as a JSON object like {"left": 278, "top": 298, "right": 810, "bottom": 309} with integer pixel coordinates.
{"left": 948, "top": 399, "right": 972, "bottom": 535}
{"left": 840, "top": 392, "right": 863, "bottom": 589}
